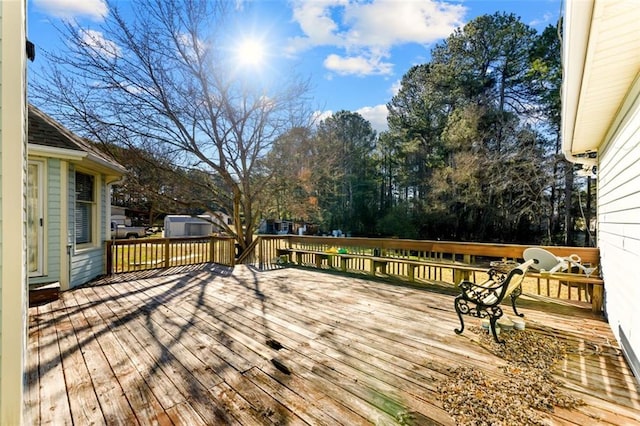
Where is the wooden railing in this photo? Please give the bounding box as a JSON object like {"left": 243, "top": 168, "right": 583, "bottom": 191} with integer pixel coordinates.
{"left": 106, "top": 236, "right": 235, "bottom": 274}
{"left": 104, "top": 234, "right": 604, "bottom": 312}
{"left": 252, "top": 235, "right": 604, "bottom": 313}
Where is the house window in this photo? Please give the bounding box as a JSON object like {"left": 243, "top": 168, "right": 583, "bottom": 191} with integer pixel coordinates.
{"left": 75, "top": 172, "right": 95, "bottom": 245}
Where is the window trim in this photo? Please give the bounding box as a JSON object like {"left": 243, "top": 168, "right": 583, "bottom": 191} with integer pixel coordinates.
{"left": 74, "top": 169, "right": 100, "bottom": 251}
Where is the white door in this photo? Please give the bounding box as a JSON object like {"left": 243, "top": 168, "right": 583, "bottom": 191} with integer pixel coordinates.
{"left": 28, "top": 161, "right": 45, "bottom": 277}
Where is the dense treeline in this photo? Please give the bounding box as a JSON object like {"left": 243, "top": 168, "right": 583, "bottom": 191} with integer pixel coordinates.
{"left": 265, "top": 13, "right": 595, "bottom": 246}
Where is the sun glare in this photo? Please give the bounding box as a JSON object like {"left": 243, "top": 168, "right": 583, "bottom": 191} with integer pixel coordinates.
{"left": 236, "top": 38, "right": 266, "bottom": 67}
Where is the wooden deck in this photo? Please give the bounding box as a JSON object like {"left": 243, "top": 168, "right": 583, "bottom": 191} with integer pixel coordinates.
{"left": 25, "top": 264, "right": 640, "bottom": 425}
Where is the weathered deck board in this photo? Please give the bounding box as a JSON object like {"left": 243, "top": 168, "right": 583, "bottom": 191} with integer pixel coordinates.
{"left": 131, "top": 270, "right": 455, "bottom": 423}
{"left": 187, "top": 277, "right": 456, "bottom": 423}
{"left": 117, "top": 277, "right": 377, "bottom": 425}
{"left": 63, "top": 290, "right": 140, "bottom": 425}
{"left": 68, "top": 287, "right": 173, "bottom": 426}
{"left": 35, "top": 301, "right": 73, "bottom": 425}
{"left": 84, "top": 285, "right": 192, "bottom": 412}
{"left": 25, "top": 265, "right": 640, "bottom": 425}
{"left": 24, "top": 307, "right": 41, "bottom": 426}
{"left": 51, "top": 297, "right": 105, "bottom": 425}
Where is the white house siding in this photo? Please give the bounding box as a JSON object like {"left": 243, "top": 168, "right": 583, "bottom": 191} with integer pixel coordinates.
{"left": 70, "top": 248, "right": 105, "bottom": 287}
{"left": 0, "top": 0, "right": 27, "bottom": 423}
{"left": 29, "top": 158, "right": 62, "bottom": 285}
{"left": 597, "top": 78, "right": 640, "bottom": 374}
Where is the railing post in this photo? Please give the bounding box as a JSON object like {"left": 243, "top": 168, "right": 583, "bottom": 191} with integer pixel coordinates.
{"left": 229, "top": 238, "right": 236, "bottom": 266}
{"left": 462, "top": 254, "right": 471, "bottom": 280}
{"left": 591, "top": 284, "right": 604, "bottom": 313}
{"left": 164, "top": 238, "right": 170, "bottom": 268}
{"left": 258, "top": 236, "right": 264, "bottom": 269}
{"left": 209, "top": 236, "right": 215, "bottom": 263}
{"left": 453, "top": 254, "right": 472, "bottom": 284}
{"left": 106, "top": 240, "right": 113, "bottom": 275}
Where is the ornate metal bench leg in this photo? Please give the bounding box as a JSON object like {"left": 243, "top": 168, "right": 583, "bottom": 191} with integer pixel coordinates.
{"left": 489, "top": 316, "right": 504, "bottom": 344}
{"left": 510, "top": 285, "right": 524, "bottom": 317}
{"left": 489, "top": 306, "right": 505, "bottom": 344}
{"left": 454, "top": 296, "right": 467, "bottom": 335}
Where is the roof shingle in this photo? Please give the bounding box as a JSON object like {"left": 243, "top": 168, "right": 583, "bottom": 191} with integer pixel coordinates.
{"left": 28, "top": 104, "right": 122, "bottom": 170}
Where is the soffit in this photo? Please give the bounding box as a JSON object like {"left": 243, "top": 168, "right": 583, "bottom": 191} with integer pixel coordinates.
{"left": 568, "top": 1, "right": 640, "bottom": 155}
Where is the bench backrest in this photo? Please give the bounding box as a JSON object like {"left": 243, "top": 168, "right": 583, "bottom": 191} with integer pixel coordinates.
{"left": 498, "top": 259, "right": 535, "bottom": 302}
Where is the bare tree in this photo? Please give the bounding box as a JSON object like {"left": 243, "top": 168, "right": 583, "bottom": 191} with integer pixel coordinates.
{"left": 31, "top": 0, "right": 311, "bottom": 249}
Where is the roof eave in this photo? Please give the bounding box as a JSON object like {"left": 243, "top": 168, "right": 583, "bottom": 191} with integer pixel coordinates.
{"left": 28, "top": 142, "right": 126, "bottom": 181}
{"left": 561, "top": 0, "right": 597, "bottom": 166}
{"left": 28, "top": 143, "right": 86, "bottom": 161}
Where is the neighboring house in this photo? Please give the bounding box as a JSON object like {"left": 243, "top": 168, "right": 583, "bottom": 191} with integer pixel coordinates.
{"left": 0, "top": 1, "right": 28, "bottom": 423}
{"left": 562, "top": 0, "right": 640, "bottom": 382}
{"left": 27, "top": 105, "right": 126, "bottom": 290}
{"left": 258, "top": 218, "right": 294, "bottom": 235}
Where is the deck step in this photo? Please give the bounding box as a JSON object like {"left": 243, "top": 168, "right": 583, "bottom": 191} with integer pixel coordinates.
{"left": 29, "top": 282, "right": 60, "bottom": 306}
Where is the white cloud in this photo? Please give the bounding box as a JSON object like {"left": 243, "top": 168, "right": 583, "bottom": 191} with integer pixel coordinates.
{"left": 287, "top": 0, "right": 465, "bottom": 76}
{"left": 288, "top": 0, "right": 464, "bottom": 52}
{"left": 342, "top": 0, "right": 465, "bottom": 47}
{"left": 390, "top": 79, "right": 402, "bottom": 97}
{"left": 313, "top": 105, "right": 387, "bottom": 132}
{"left": 33, "top": 0, "right": 108, "bottom": 21}
{"left": 324, "top": 54, "right": 393, "bottom": 76}
{"left": 313, "top": 109, "right": 334, "bottom": 125}
{"left": 356, "top": 104, "right": 388, "bottom": 133}
{"left": 288, "top": 0, "right": 344, "bottom": 50}
{"left": 81, "top": 29, "right": 120, "bottom": 58}
{"left": 529, "top": 12, "right": 554, "bottom": 28}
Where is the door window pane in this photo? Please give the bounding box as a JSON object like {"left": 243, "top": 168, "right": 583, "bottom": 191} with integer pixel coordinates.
{"left": 28, "top": 163, "right": 40, "bottom": 273}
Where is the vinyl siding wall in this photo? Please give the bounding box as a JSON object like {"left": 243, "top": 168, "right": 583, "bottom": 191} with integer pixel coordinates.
{"left": 597, "top": 76, "right": 640, "bottom": 371}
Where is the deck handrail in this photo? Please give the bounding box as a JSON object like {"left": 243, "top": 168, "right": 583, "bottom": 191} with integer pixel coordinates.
{"left": 106, "top": 235, "right": 236, "bottom": 274}
{"left": 283, "top": 236, "right": 601, "bottom": 265}
{"left": 251, "top": 235, "right": 603, "bottom": 312}
{"left": 105, "top": 234, "right": 603, "bottom": 312}
{"left": 252, "top": 235, "right": 601, "bottom": 268}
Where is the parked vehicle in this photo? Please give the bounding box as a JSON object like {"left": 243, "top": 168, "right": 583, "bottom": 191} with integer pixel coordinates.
{"left": 110, "top": 216, "right": 146, "bottom": 239}
{"left": 111, "top": 222, "right": 147, "bottom": 239}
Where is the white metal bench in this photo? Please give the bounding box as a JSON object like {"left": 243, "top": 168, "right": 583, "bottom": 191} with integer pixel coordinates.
{"left": 454, "top": 259, "right": 534, "bottom": 343}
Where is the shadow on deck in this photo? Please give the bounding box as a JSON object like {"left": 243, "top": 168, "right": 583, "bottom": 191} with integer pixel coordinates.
{"left": 25, "top": 264, "right": 640, "bottom": 425}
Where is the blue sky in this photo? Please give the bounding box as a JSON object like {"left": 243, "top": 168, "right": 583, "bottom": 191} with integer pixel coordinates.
{"left": 27, "top": 0, "right": 561, "bottom": 132}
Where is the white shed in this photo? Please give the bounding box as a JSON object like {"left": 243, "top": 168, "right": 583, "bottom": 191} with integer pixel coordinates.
{"left": 164, "top": 215, "right": 214, "bottom": 238}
